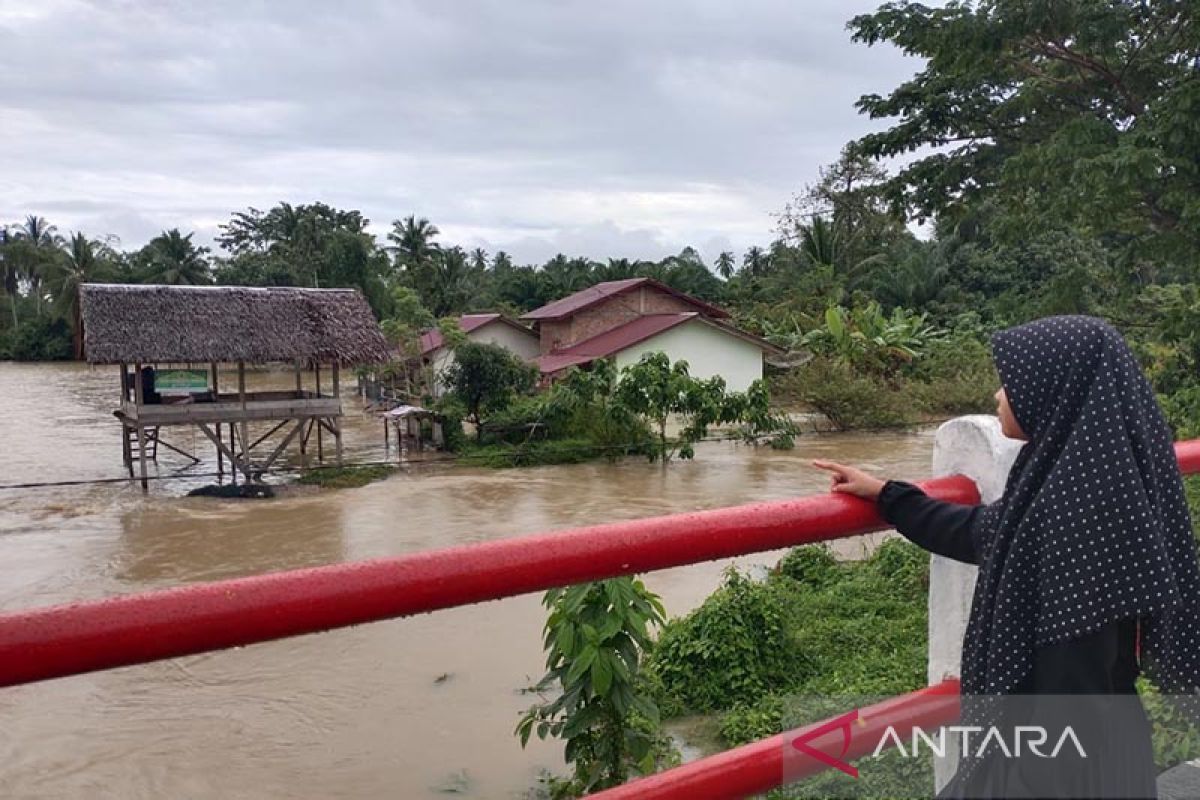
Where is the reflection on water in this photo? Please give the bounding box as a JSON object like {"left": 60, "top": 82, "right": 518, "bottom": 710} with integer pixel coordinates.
{"left": 0, "top": 362, "right": 942, "bottom": 799}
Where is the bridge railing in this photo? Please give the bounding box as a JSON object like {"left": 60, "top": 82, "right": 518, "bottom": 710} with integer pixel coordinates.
{"left": 4, "top": 415, "right": 1199, "bottom": 798}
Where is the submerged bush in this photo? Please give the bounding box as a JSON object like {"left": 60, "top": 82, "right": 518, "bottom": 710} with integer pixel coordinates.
{"left": 296, "top": 464, "right": 396, "bottom": 489}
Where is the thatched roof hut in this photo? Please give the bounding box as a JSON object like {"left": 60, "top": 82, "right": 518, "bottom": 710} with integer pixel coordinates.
{"left": 80, "top": 284, "right": 390, "bottom": 365}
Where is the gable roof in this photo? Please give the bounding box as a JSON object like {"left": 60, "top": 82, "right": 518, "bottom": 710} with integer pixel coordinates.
{"left": 80, "top": 283, "right": 390, "bottom": 365}
{"left": 520, "top": 277, "right": 730, "bottom": 321}
{"left": 534, "top": 313, "right": 783, "bottom": 375}
{"left": 419, "top": 313, "right": 536, "bottom": 355}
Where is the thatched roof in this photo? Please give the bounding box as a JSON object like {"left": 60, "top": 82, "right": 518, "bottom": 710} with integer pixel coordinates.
{"left": 80, "top": 284, "right": 391, "bottom": 365}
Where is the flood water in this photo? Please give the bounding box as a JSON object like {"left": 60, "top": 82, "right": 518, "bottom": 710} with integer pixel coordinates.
{"left": 0, "top": 362, "right": 941, "bottom": 799}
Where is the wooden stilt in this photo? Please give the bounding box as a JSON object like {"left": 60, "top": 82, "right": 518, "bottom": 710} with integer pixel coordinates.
{"left": 135, "top": 426, "right": 149, "bottom": 490}
{"left": 229, "top": 420, "right": 238, "bottom": 485}
{"left": 133, "top": 362, "right": 147, "bottom": 491}
{"left": 237, "top": 361, "right": 250, "bottom": 480}
{"left": 332, "top": 363, "right": 343, "bottom": 465}
{"left": 295, "top": 359, "right": 303, "bottom": 397}
{"left": 315, "top": 363, "right": 324, "bottom": 462}
{"left": 211, "top": 363, "right": 223, "bottom": 480}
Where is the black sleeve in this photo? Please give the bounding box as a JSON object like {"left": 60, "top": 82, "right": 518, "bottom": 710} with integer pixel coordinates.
{"left": 875, "top": 479, "right": 984, "bottom": 565}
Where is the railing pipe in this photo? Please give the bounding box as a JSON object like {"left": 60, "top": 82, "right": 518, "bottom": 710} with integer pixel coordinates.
{"left": 591, "top": 679, "right": 962, "bottom": 800}
{"left": 0, "top": 475, "right": 980, "bottom": 688}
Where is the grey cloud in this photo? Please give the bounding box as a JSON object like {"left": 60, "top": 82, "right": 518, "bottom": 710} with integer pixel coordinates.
{"left": 0, "top": 0, "right": 917, "bottom": 264}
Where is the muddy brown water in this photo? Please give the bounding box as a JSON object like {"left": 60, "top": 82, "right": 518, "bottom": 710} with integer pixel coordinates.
{"left": 0, "top": 362, "right": 941, "bottom": 799}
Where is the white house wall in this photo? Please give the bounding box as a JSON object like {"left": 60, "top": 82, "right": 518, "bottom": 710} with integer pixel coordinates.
{"left": 472, "top": 324, "right": 541, "bottom": 361}
{"left": 429, "top": 322, "right": 539, "bottom": 397}
{"left": 612, "top": 320, "right": 764, "bottom": 392}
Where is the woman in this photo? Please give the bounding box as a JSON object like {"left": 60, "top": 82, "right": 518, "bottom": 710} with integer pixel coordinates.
{"left": 812, "top": 314, "right": 1200, "bottom": 798}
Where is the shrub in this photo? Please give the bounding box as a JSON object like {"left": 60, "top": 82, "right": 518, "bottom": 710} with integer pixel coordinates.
{"left": 783, "top": 356, "right": 917, "bottom": 430}
{"left": 718, "top": 694, "right": 786, "bottom": 746}
{"left": 774, "top": 545, "right": 842, "bottom": 589}
{"left": 902, "top": 333, "right": 999, "bottom": 416}
{"left": 1160, "top": 385, "right": 1200, "bottom": 441}
{"left": 0, "top": 317, "right": 73, "bottom": 360}
{"left": 647, "top": 569, "right": 802, "bottom": 712}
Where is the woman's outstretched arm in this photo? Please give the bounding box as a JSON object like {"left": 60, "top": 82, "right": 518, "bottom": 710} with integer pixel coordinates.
{"left": 875, "top": 479, "right": 983, "bottom": 565}
{"left": 809, "top": 460, "right": 984, "bottom": 565}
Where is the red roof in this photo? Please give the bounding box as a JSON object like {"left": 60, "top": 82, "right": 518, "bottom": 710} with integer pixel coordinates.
{"left": 535, "top": 313, "right": 784, "bottom": 375}
{"left": 419, "top": 313, "right": 532, "bottom": 355}
{"left": 521, "top": 278, "right": 729, "bottom": 321}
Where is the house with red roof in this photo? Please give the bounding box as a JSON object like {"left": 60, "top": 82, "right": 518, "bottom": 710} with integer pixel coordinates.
{"left": 520, "top": 278, "right": 782, "bottom": 392}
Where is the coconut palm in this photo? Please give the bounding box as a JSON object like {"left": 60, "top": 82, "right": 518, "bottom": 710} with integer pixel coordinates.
{"left": 387, "top": 215, "right": 441, "bottom": 269}
{"left": 743, "top": 246, "right": 769, "bottom": 277}
{"left": 0, "top": 228, "right": 16, "bottom": 326}
{"left": 10, "top": 215, "right": 62, "bottom": 316}
{"left": 799, "top": 216, "right": 885, "bottom": 295}
{"left": 140, "top": 229, "right": 211, "bottom": 284}
{"left": 49, "top": 233, "right": 114, "bottom": 358}
{"left": 715, "top": 251, "right": 736, "bottom": 280}
{"left": 469, "top": 247, "right": 489, "bottom": 271}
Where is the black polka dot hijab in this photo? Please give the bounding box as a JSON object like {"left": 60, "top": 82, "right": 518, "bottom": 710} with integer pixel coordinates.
{"left": 950, "top": 314, "right": 1200, "bottom": 790}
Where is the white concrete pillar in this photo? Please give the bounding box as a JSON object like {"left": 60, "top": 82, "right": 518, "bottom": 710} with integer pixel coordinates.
{"left": 928, "top": 414, "right": 1024, "bottom": 789}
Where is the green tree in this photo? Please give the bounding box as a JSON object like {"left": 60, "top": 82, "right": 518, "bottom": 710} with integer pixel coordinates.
{"left": 137, "top": 229, "right": 211, "bottom": 285}
{"left": 517, "top": 577, "right": 671, "bottom": 795}
{"left": 779, "top": 145, "right": 905, "bottom": 274}
{"left": 7, "top": 215, "right": 62, "bottom": 317}
{"left": 1, "top": 228, "right": 17, "bottom": 327}
{"left": 849, "top": 1, "right": 1200, "bottom": 268}
{"left": 215, "top": 203, "right": 385, "bottom": 310}
{"left": 380, "top": 286, "right": 438, "bottom": 397}
{"left": 48, "top": 233, "right": 115, "bottom": 358}
{"left": 441, "top": 341, "right": 537, "bottom": 440}
{"left": 742, "top": 246, "right": 769, "bottom": 277}
{"left": 715, "top": 250, "right": 736, "bottom": 280}
{"left": 612, "top": 352, "right": 787, "bottom": 461}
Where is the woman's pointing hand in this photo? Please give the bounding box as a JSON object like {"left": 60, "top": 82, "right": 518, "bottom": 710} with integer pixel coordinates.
{"left": 810, "top": 459, "right": 886, "bottom": 500}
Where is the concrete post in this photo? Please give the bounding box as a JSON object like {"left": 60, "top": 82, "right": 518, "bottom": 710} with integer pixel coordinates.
{"left": 928, "top": 414, "right": 1024, "bottom": 790}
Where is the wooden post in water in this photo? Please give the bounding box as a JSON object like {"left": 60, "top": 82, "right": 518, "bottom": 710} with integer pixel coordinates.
{"left": 315, "top": 362, "right": 324, "bottom": 462}
{"left": 119, "top": 363, "right": 132, "bottom": 470}
{"left": 229, "top": 422, "right": 238, "bottom": 485}
{"left": 332, "top": 362, "right": 343, "bottom": 465}
{"left": 237, "top": 361, "right": 249, "bottom": 481}
{"left": 133, "top": 363, "right": 148, "bottom": 491}
{"left": 211, "top": 362, "right": 223, "bottom": 480}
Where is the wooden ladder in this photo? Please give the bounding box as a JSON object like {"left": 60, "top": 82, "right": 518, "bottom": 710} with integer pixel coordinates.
{"left": 124, "top": 425, "right": 159, "bottom": 465}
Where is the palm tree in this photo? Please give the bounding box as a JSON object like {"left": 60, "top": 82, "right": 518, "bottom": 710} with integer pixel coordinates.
{"left": 387, "top": 215, "right": 441, "bottom": 268}
{"left": 0, "top": 228, "right": 17, "bottom": 327}
{"left": 140, "top": 229, "right": 211, "bottom": 285}
{"left": 469, "top": 247, "right": 489, "bottom": 272}
{"left": 492, "top": 250, "right": 514, "bottom": 272}
{"left": 715, "top": 251, "right": 736, "bottom": 280}
{"left": 800, "top": 216, "right": 885, "bottom": 294}
{"left": 11, "top": 215, "right": 62, "bottom": 316}
{"left": 743, "top": 246, "right": 768, "bottom": 277}
{"left": 49, "top": 233, "right": 114, "bottom": 358}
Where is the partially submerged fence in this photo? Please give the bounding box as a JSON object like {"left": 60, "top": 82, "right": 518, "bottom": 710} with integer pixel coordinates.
{"left": 4, "top": 415, "right": 1198, "bottom": 798}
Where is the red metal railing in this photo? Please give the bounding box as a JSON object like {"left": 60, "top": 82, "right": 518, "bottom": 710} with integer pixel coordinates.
{"left": 591, "top": 679, "right": 962, "bottom": 799}
{"left": 0, "top": 475, "right": 982, "bottom": 687}
{"left": 3, "top": 437, "right": 1198, "bottom": 798}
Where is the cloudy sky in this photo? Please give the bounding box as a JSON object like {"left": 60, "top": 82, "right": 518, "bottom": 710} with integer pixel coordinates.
{"left": 0, "top": 0, "right": 918, "bottom": 265}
